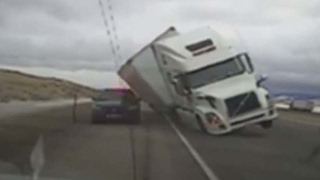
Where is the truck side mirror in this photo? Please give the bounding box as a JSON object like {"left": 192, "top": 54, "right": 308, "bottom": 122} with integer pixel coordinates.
{"left": 257, "top": 74, "right": 268, "bottom": 86}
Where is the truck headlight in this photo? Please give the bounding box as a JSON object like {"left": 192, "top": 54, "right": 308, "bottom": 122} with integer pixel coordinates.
{"left": 205, "top": 113, "right": 225, "bottom": 129}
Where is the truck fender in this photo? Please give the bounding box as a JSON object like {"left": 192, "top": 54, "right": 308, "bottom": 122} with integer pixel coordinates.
{"left": 195, "top": 114, "right": 208, "bottom": 133}
{"left": 193, "top": 107, "right": 227, "bottom": 133}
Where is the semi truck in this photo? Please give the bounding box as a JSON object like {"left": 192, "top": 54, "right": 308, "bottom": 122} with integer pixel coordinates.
{"left": 290, "top": 100, "right": 314, "bottom": 112}
{"left": 118, "top": 26, "right": 278, "bottom": 135}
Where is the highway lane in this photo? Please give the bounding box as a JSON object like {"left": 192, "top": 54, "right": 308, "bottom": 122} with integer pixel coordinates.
{"left": 0, "top": 98, "right": 91, "bottom": 119}
{"left": 40, "top": 104, "right": 205, "bottom": 180}
{"left": 0, "top": 102, "right": 320, "bottom": 180}
{"left": 178, "top": 110, "right": 320, "bottom": 180}
{"left": 277, "top": 110, "right": 320, "bottom": 126}
{"left": 0, "top": 103, "right": 95, "bottom": 175}
{"left": 0, "top": 103, "right": 205, "bottom": 180}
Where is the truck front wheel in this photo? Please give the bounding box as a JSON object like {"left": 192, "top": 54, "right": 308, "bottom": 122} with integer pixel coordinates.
{"left": 196, "top": 115, "right": 208, "bottom": 133}
{"left": 260, "top": 120, "right": 273, "bottom": 129}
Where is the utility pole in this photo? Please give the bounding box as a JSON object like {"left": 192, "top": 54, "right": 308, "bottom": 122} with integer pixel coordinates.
{"left": 72, "top": 92, "right": 78, "bottom": 124}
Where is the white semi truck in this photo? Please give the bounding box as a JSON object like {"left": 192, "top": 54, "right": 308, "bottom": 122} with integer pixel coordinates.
{"left": 118, "top": 27, "right": 278, "bottom": 135}
{"left": 290, "top": 100, "right": 314, "bottom": 112}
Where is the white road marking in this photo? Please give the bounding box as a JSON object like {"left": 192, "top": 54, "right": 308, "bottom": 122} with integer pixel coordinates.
{"left": 165, "top": 117, "right": 220, "bottom": 180}
{"left": 281, "top": 118, "right": 320, "bottom": 127}
{"left": 30, "top": 135, "right": 45, "bottom": 180}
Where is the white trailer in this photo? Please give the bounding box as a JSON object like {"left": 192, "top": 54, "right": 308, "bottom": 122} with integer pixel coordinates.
{"left": 290, "top": 100, "right": 314, "bottom": 112}
{"left": 118, "top": 27, "right": 178, "bottom": 112}
{"left": 118, "top": 27, "right": 278, "bottom": 135}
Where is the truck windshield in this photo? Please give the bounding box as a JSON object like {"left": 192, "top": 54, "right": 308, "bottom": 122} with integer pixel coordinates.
{"left": 185, "top": 57, "right": 245, "bottom": 89}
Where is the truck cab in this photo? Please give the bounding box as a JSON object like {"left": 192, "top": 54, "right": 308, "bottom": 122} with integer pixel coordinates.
{"left": 154, "top": 27, "right": 277, "bottom": 134}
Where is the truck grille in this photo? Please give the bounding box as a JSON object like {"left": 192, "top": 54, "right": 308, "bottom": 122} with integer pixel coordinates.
{"left": 225, "top": 92, "right": 260, "bottom": 117}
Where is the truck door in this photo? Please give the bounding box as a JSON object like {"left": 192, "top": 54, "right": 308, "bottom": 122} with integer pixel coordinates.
{"left": 158, "top": 54, "right": 198, "bottom": 128}
{"left": 164, "top": 69, "right": 192, "bottom": 109}
{"left": 152, "top": 46, "right": 193, "bottom": 109}
{"left": 167, "top": 70, "right": 199, "bottom": 127}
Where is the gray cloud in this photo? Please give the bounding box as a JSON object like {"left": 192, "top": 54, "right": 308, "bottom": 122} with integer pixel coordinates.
{"left": 223, "top": 14, "right": 320, "bottom": 95}
{"left": 0, "top": 0, "right": 319, "bottom": 92}
{"left": 1, "top": 0, "right": 89, "bottom": 22}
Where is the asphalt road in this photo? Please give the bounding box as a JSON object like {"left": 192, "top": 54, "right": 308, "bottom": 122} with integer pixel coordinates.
{"left": 180, "top": 110, "right": 320, "bottom": 180}
{"left": 0, "top": 103, "right": 204, "bottom": 180}
{"left": 0, "top": 103, "right": 319, "bottom": 180}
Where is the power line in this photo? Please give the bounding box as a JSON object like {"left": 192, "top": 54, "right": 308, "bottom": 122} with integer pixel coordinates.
{"left": 97, "top": 0, "right": 123, "bottom": 72}
{"left": 97, "top": 4, "right": 137, "bottom": 180}
{"left": 97, "top": 0, "right": 119, "bottom": 70}
{"left": 105, "top": 0, "right": 123, "bottom": 65}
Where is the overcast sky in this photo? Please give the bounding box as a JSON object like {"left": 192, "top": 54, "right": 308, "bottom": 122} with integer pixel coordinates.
{"left": 0, "top": 0, "right": 319, "bottom": 94}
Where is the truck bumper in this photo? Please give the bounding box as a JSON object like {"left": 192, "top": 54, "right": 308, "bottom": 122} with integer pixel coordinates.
{"left": 207, "top": 108, "right": 278, "bottom": 135}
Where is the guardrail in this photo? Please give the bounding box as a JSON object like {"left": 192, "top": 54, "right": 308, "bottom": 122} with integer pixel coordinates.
{"left": 0, "top": 98, "right": 92, "bottom": 119}
{"left": 275, "top": 103, "right": 320, "bottom": 114}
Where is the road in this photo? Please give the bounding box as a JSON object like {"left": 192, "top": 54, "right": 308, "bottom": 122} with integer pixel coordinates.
{"left": 0, "top": 103, "right": 319, "bottom": 180}
{"left": 179, "top": 110, "right": 320, "bottom": 180}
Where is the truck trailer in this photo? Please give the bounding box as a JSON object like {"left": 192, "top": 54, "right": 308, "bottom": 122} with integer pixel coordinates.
{"left": 290, "top": 100, "right": 314, "bottom": 112}
{"left": 118, "top": 26, "right": 278, "bottom": 135}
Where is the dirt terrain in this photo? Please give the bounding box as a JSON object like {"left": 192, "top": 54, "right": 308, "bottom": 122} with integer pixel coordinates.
{"left": 0, "top": 69, "right": 99, "bottom": 102}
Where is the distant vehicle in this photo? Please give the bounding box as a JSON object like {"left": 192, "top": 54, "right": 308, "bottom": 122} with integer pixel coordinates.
{"left": 91, "top": 88, "right": 140, "bottom": 124}
{"left": 273, "top": 96, "right": 294, "bottom": 104}
{"left": 290, "top": 100, "right": 314, "bottom": 112}
{"left": 118, "top": 26, "right": 278, "bottom": 135}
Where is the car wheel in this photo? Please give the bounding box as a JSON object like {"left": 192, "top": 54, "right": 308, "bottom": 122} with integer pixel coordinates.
{"left": 260, "top": 120, "right": 273, "bottom": 129}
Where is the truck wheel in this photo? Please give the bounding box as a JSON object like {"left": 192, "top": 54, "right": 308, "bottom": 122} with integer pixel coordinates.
{"left": 260, "top": 120, "right": 273, "bottom": 129}
{"left": 131, "top": 111, "right": 141, "bottom": 124}
{"left": 196, "top": 115, "right": 207, "bottom": 133}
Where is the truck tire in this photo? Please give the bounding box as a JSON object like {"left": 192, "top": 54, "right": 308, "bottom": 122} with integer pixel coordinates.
{"left": 196, "top": 115, "right": 208, "bottom": 133}
{"left": 260, "top": 120, "right": 273, "bottom": 129}
{"left": 131, "top": 110, "right": 141, "bottom": 124}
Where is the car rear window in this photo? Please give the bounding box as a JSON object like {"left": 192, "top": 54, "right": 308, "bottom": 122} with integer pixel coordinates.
{"left": 96, "top": 89, "right": 136, "bottom": 104}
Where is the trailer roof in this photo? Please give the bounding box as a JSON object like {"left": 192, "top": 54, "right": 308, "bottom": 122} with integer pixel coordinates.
{"left": 118, "top": 26, "right": 177, "bottom": 75}
{"left": 155, "top": 27, "right": 227, "bottom": 59}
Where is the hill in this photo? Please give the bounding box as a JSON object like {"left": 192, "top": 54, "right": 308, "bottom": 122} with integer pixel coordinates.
{"left": 0, "top": 69, "right": 100, "bottom": 102}
{"left": 272, "top": 92, "right": 320, "bottom": 100}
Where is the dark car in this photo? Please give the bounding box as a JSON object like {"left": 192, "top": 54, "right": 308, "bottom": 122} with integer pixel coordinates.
{"left": 91, "top": 88, "right": 140, "bottom": 124}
